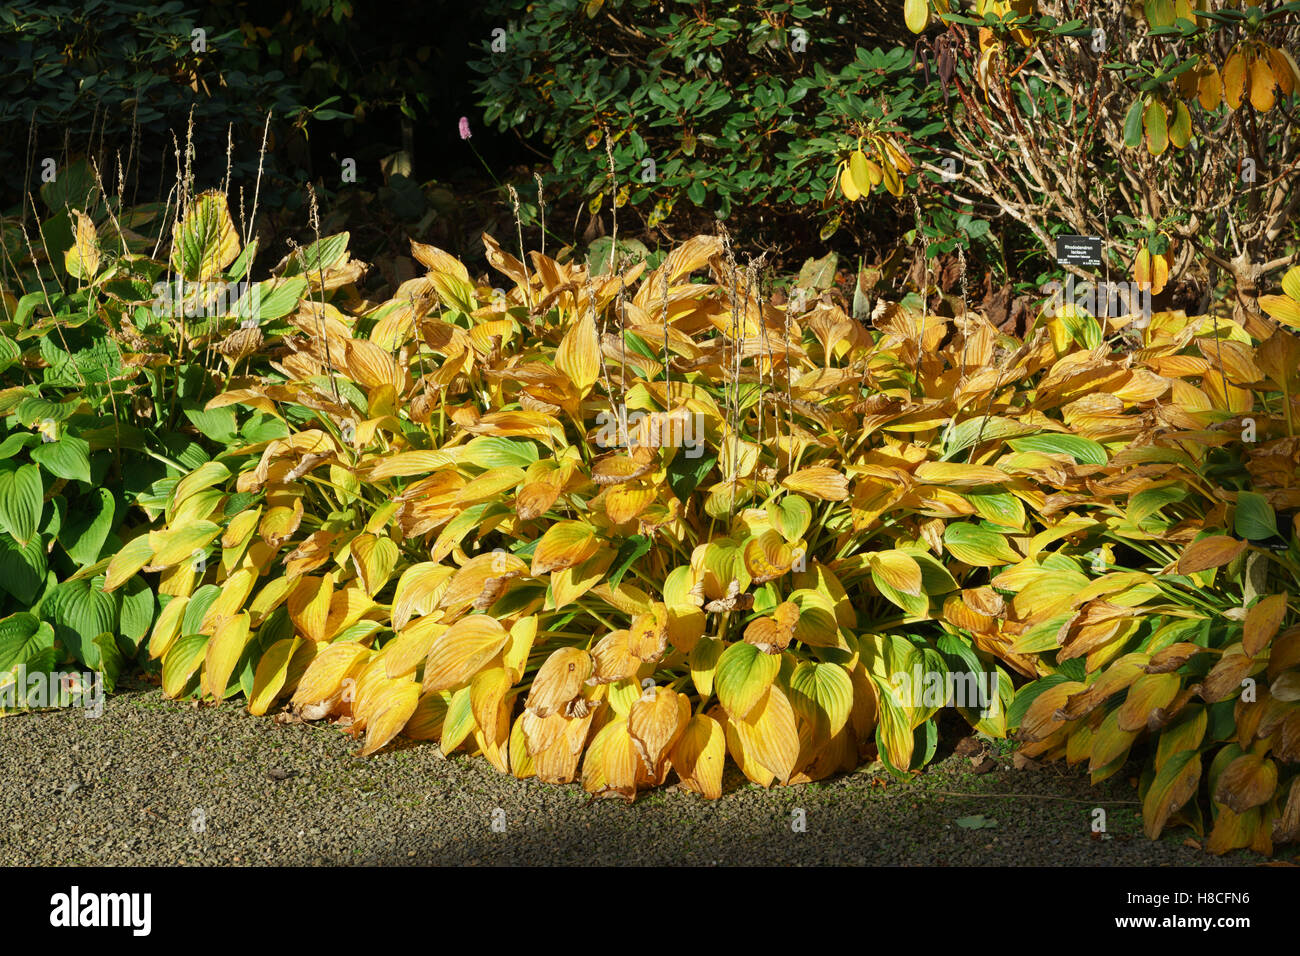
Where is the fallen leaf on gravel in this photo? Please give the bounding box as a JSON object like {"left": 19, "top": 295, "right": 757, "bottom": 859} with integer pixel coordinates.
{"left": 970, "top": 756, "right": 997, "bottom": 774}
{"left": 1012, "top": 752, "right": 1041, "bottom": 770}
{"left": 956, "top": 814, "right": 998, "bottom": 829}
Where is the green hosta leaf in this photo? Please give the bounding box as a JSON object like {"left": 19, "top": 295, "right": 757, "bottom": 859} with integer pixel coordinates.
{"left": 171, "top": 191, "right": 241, "bottom": 283}
{"left": 962, "top": 490, "right": 1025, "bottom": 529}
{"left": 0, "top": 336, "right": 20, "bottom": 374}
{"left": 89, "top": 632, "right": 124, "bottom": 691}
{"left": 1123, "top": 99, "right": 1145, "bottom": 148}
{"left": 118, "top": 576, "right": 156, "bottom": 652}
{"left": 1235, "top": 491, "right": 1277, "bottom": 541}
{"left": 0, "top": 613, "right": 55, "bottom": 672}
{"left": 0, "top": 433, "right": 37, "bottom": 460}
{"left": 59, "top": 488, "right": 116, "bottom": 566}
{"left": 247, "top": 277, "right": 308, "bottom": 322}
{"left": 940, "top": 416, "right": 1035, "bottom": 459}
{"left": 162, "top": 633, "right": 209, "bottom": 698}
{"left": 182, "top": 585, "right": 222, "bottom": 636}
{"left": 1128, "top": 484, "right": 1187, "bottom": 524}
{"left": 42, "top": 576, "right": 119, "bottom": 666}
{"left": 440, "top": 684, "right": 476, "bottom": 753}
{"left": 1008, "top": 433, "right": 1107, "bottom": 465}
{"left": 31, "top": 435, "right": 91, "bottom": 483}
{"left": 768, "top": 495, "right": 812, "bottom": 542}
{"left": 787, "top": 661, "right": 853, "bottom": 742}
{"left": 0, "top": 532, "right": 48, "bottom": 604}
{"left": 944, "top": 522, "right": 1020, "bottom": 566}
{"left": 183, "top": 406, "right": 239, "bottom": 444}
{"left": 0, "top": 464, "right": 44, "bottom": 545}
{"left": 715, "top": 641, "right": 781, "bottom": 720}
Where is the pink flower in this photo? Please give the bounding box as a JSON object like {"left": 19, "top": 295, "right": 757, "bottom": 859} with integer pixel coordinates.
{"left": 458, "top": 117, "right": 472, "bottom": 141}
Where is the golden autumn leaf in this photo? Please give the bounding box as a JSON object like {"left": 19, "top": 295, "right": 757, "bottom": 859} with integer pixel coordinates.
{"left": 669, "top": 714, "right": 726, "bottom": 799}
{"left": 781, "top": 466, "right": 849, "bottom": 500}
{"left": 628, "top": 686, "right": 690, "bottom": 775}
{"left": 1177, "top": 535, "right": 1247, "bottom": 574}
{"left": 733, "top": 685, "right": 799, "bottom": 784}
{"left": 201, "top": 612, "right": 251, "bottom": 700}
{"left": 556, "top": 312, "right": 600, "bottom": 394}
{"left": 526, "top": 647, "right": 593, "bottom": 717}
{"left": 531, "top": 520, "right": 601, "bottom": 575}
{"left": 359, "top": 680, "right": 421, "bottom": 756}
{"left": 422, "top": 615, "right": 510, "bottom": 692}
{"left": 1215, "top": 754, "right": 1278, "bottom": 813}
{"left": 1244, "top": 594, "right": 1287, "bottom": 657}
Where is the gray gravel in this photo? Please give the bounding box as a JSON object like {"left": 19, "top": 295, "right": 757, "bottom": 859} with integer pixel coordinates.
{"left": 0, "top": 682, "right": 1275, "bottom": 866}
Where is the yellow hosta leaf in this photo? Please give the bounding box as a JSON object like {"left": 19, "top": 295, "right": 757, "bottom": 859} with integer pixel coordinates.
{"left": 147, "top": 595, "right": 189, "bottom": 661}
{"left": 291, "top": 641, "right": 371, "bottom": 707}
{"left": 503, "top": 615, "right": 537, "bottom": 682}
{"left": 422, "top": 614, "right": 509, "bottom": 692}
{"left": 201, "top": 612, "right": 251, "bottom": 699}
{"left": 556, "top": 312, "right": 600, "bottom": 394}
{"left": 781, "top": 466, "right": 849, "bottom": 501}
{"left": 582, "top": 717, "right": 642, "bottom": 798}
{"left": 913, "top": 461, "right": 1009, "bottom": 487}
{"left": 904, "top": 0, "right": 930, "bottom": 32}
{"left": 350, "top": 533, "right": 399, "bottom": 598}
{"left": 248, "top": 637, "right": 301, "bottom": 716}
{"left": 1259, "top": 294, "right": 1300, "bottom": 330}
{"left": 64, "top": 210, "right": 100, "bottom": 280}
{"left": 669, "top": 714, "right": 726, "bottom": 799}
{"left": 1115, "top": 672, "right": 1180, "bottom": 732}
{"left": 287, "top": 573, "right": 334, "bottom": 642}
{"left": 526, "top": 647, "right": 593, "bottom": 717}
{"left": 628, "top": 686, "right": 690, "bottom": 774}
{"left": 359, "top": 680, "right": 421, "bottom": 756}
{"left": 384, "top": 615, "right": 447, "bottom": 679}
{"left": 199, "top": 567, "right": 257, "bottom": 634}
{"left": 470, "top": 666, "right": 512, "bottom": 740}
{"left": 734, "top": 685, "right": 799, "bottom": 784}
{"left": 391, "top": 563, "right": 454, "bottom": 629}
{"left": 104, "top": 536, "right": 154, "bottom": 592}
{"left": 149, "top": 521, "right": 221, "bottom": 569}
{"left": 869, "top": 550, "right": 924, "bottom": 596}
{"left": 530, "top": 520, "right": 600, "bottom": 575}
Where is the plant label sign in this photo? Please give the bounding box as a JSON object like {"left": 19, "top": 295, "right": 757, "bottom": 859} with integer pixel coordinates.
{"left": 1055, "top": 235, "right": 1102, "bottom": 268}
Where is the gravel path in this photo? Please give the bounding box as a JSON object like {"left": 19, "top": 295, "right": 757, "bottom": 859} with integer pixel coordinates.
{"left": 1, "top": 682, "right": 1274, "bottom": 866}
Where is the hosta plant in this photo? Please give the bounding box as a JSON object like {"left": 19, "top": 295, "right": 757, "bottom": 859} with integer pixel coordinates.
{"left": 1009, "top": 284, "right": 1300, "bottom": 854}
{"left": 125, "top": 227, "right": 1267, "bottom": 812}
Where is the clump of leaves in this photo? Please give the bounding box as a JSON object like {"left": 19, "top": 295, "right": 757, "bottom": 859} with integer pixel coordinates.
{"left": 129, "top": 225, "right": 1272, "bottom": 818}
{"left": 1009, "top": 289, "right": 1300, "bottom": 855}
{"left": 0, "top": 180, "right": 337, "bottom": 708}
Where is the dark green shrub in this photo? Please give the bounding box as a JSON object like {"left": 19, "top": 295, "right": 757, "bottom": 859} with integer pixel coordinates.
{"left": 469, "top": 0, "right": 946, "bottom": 258}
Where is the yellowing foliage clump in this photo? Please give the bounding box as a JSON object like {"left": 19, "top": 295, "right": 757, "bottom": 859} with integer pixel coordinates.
{"left": 121, "top": 223, "right": 1300, "bottom": 854}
